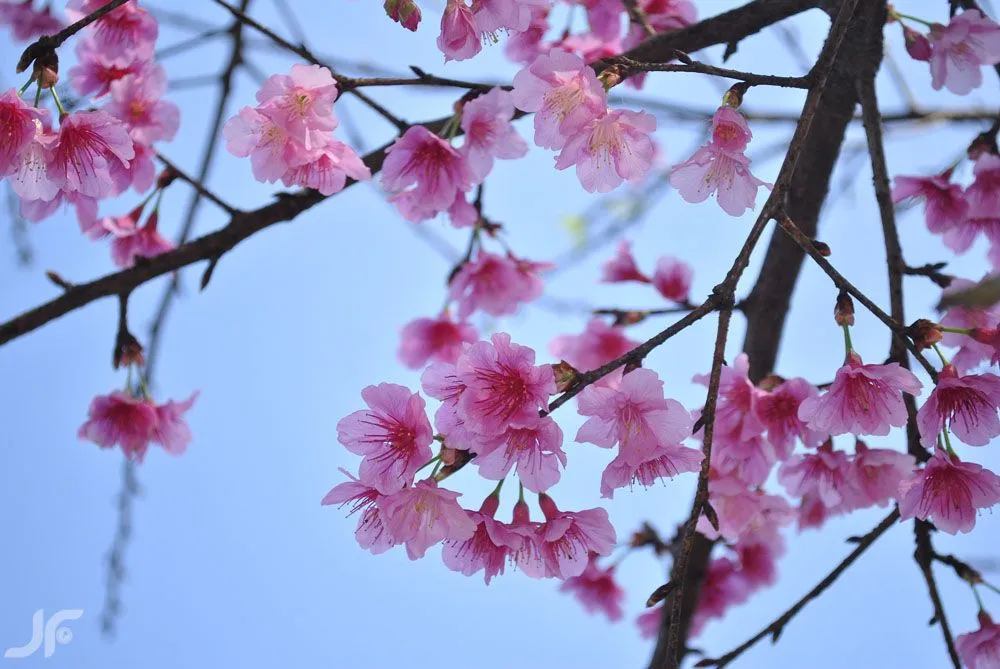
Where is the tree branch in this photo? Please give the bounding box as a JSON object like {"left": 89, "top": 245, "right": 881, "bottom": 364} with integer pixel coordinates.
{"left": 17, "top": 0, "right": 132, "bottom": 73}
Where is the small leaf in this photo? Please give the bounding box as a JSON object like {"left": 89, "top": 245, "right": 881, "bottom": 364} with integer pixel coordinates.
{"left": 646, "top": 581, "right": 675, "bottom": 608}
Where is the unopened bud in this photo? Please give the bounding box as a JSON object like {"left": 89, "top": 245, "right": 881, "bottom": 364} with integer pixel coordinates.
{"left": 613, "top": 310, "right": 647, "bottom": 326}
{"left": 32, "top": 49, "right": 59, "bottom": 88}
{"left": 902, "top": 26, "right": 931, "bottom": 61}
{"left": 114, "top": 331, "right": 145, "bottom": 369}
{"left": 835, "top": 291, "right": 855, "bottom": 326}
{"left": 598, "top": 64, "right": 628, "bottom": 91}
{"left": 811, "top": 239, "right": 832, "bottom": 256}
{"left": 552, "top": 360, "right": 580, "bottom": 393}
{"left": 906, "top": 319, "right": 943, "bottom": 351}
{"left": 156, "top": 168, "right": 178, "bottom": 189}
{"left": 384, "top": 0, "right": 421, "bottom": 31}
{"left": 722, "top": 82, "right": 751, "bottom": 109}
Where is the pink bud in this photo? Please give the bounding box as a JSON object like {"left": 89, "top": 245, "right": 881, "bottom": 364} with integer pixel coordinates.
{"left": 903, "top": 26, "right": 931, "bottom": 61}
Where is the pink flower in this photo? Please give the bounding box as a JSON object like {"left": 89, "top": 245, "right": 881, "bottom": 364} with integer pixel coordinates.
{"left": 600, "top": 240, "right": 650, "bottom": 283}
{"left": 577, "top": 367, "right": 692, "bottom": 465}
{"left": 917, "top": 365, "right": 1000, "bottom": 448}
{"left": 223, "top": 106, "right": 306, "bottom": 183}
{"left": 891, "top": 171, "right": 968, "bottom": 236}
{"left": 511, "top": 50, "right": 607, "bottom": 150}
{"left": 473, "top": 416, "right": 566, "bottom": 492}
{"left": 504, "top": 7, "right": 550, "bottom": 64}
{"left": 507, "top": 499, "right": 549, "bottom": 577}
{"left": 68, "top": 37, "right": 143, "bottom": 98}
{"left": 942, "top": 190, "right": 1000, "bottom": 255}
{"left": 637, "top": 605, "right": 663, "bottom": 639}
{"left": 280, "top": 138, "right": 371, "bottom": 195}
{"left": 710, "top": 105, "right": 752, "bottom": 152}
{"left": 104, "top": 65, "right": 179, "bottom": 145}
{"left": 970, "top": 326, "right": 1000, "bottom": 366}
{"left": 398, "top": 311, "right": 477, "bottom": 369}
{"left": 336, "top": 383, "right": 434, "bottom": 494}
{"left": 797, "top": 492, "right": 831, "bottom": 530}
{"left": 554, "top": 109, "right": 656, "bottom": 193}
{"left": 733, "top": 527, "right": 784, "bottom": 590}
{"left": 442, "top": 493, "right": 522, "bottom": 583}
{"left": 621, "top": 0, "right": 695, "bottom": 50}
{"left": 420, "top": 362, "right": 479, "bottom": 451}
{"left": 9, "top": 124, "right": 59, "bottom": 202}
{"left": 321, "top": 468, "right": 396, "bottom": 554}
{"left": 151, "top": 391, "right": 197, "bottom": 455}
{"left": 455, "top": 332, "right": 555, "bottom": 435}
{"left": 797, "top": 351, "right": 922, "bottom": 437}
{"left": 438, "top": 0, "right": 481, "bottom": 61}
{"left": 382, "top": 125, "right": 474, "bottom": 221}
{"left": 755, "top": 377, "right": 826, "bottom": 456}
{"left": 698, "top": 472, "right": 793, "bottom": 541}
{"left": 600, "top": 439, "right": 702, "bottom": 498}
{"left": 472, "top": 0, "right": 544, "bottom": 37}
{"left": 940, "top": 279, "right": 1000, "bottom": 372}
{"left": 850, "top": 441, "right": 916, "bottom": 508}
{"left": 670, "top": 142, "right": 769, "bottom": 217}
{"left": 459, "top": 87, "right": 528, "bottom": 181}
{"left": 0, "top": 88, "right": 48, "bottom": 177}
{"left": 898, "top": 449, "right": 1000, "bottom": 534}
{"left": 78, "top": 391, "right": 158, "bottom": 461}
{"left": 694, "top": 353, "right": 765, "bottom": 444}
{"left": 537, "top": 494, "right": 616, "bottom": 579}
{"left": 778, "top": 443, "right": 856, "bottom": 510}
{"left": 48, "top": 110, "right": 135, "bottom": 199}
{"left": 691, "top": 556, "right": 751, "bottom": 637}
{"left": 104, "top": 210, "right": 175, "bottom": 268}
{"left": 580, "top": 0, "right": 623, "bottom": 42}
{"left": 1, "top": 0, "right": 63, "bottom": 41}
{"left": 255, "top": 64, "right": 339, "bottom": 149}
{"left": 968, "top": 153, "right": 1000, "bottom": 214}
{"left": 652, "top": 256, "right": 692, "bottom": 302}
{"left": 380, "top": 479, "right": 477, "bottom": 559}
{"left": 550, "top": 318, "right": 638, "bottom": 373}
{"left": 384, "top": 0, "right": 421, "bottom": 30}
{"left": 957, "top": 611, "right": 1000, "bottom": 669}
{"left": 709, "top": 433, "right": 776, "bottom": 487}
{"left": 20, "top": 190, "right": 97, "bottom": 233}
{"left": 928, "top": 10, "right": 1000, "bottom": 95}
{"left": 67, "top": 0, "right": 158, "bottom": 63}
{"left": 448, "top": 250, "right": 546, "bottom": 318}
{"left": 559, "top": 555, "right": 625, "bottom": 621}
{"left": 903, "top": 26, "right": 932, "bottom": 61}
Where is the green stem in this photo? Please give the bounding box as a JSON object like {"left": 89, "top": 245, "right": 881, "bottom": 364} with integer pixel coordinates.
{"left": 842, "top": 323, "right": 854, "bottom": 356}
{"left": 33, "top": 84, "right": 42, "bottom": 108}
{"left": 941, "top": 427, "right": 956, "bottom": 457}
{"left": 932, "top": 344, "right": 950, "bottom": 367}
{"left": 893, "top": 11, "right": 935, "bottom": 28}
{"left": 938, "top": 326, "right": 971, "bottom": 335}
{"left": 518, "top": 481, "right": 525, "bottom": 503}
{"left": 153, "top": 188, "right": 165, "bottom": 213}
{"left": 982, "top": 580, "right": 1000, "bottom": 597}
{"left": 491, "top": 478, "right": 505, "bottom": 496}
{"left": 416, "top": 454, "right": 441, "bottom": 474}
{"left": 973, "top": 585, "right": 985, "bottom": 611}
{"left": 50, "top": 87, "right": 67, "bottom": 116}
{"left": 18, "top": 78, "right": 33, "bottom": 96}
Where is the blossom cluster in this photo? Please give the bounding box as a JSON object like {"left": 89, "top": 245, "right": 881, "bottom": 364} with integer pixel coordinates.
{"left": 897, "top": 8, "right": 1000, "bottom": 95}
{"left": 224, "top": 64, "right": 371, "bottom": 195}
{"left": 0, "top": 0, "right": 62, "bottom": 41}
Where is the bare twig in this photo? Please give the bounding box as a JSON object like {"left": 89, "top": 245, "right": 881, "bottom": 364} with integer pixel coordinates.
{"left": 17, "top": 0, "right": 131, "bottom": 73}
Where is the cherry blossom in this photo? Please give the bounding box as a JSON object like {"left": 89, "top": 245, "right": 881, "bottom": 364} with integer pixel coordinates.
{"left": 652, "top": 257, "right": 693, "bottom": 303}
{"left": 691, "top": 556, "right": 751, "bottom": 637}
{"left": 536, "top": 494, "right": 616, "bottom": 579}
{"left": 336, "top": 383, "right": 434, "bottom": 494}
{"left": 554, "top": 109, "right": 656, "bottom": 193}
{"left": 223, "top": 106, "right": 304, "bottom": 182}
{"left": 78, "top": 391, "right": 158, "bottom": 461}
{"left": 67, "top": 0, "right": 158, "bottom": 63}
{"left": 380, "top": 479, "right": 477, "bottom": 559}
{"left": 473, "top": 416, "right": 566, "bottom": 492}
{"left": 600, "top": 439, "right": 702, "bottom": 498}
{"left": 104, "top": 65, "right": 179, "bottom": 145}
{"left": 928, "top": 9, "right": 1000, "bottom": 95}
{"left": 0, "top": 0, "right": 63, "bottom": 41}
{"left": 438, "top": 0, "right": 481, "bottom": 61}
{"left": 917, "top": 365, "right": 1000, "bottom": 447}
{"left": 104, "top": 210, "right": 175, "bottom": 268}
{"left": 940, "top": 279, "right": 1000, "bottom": 372}
{"left": 322, "top": 468, "right": 396, "bottom": 554}
{"left": 778, "top": 443, "right": 856, "bottom": 510}
{"left": 0, "top": 88, "right": 48, "bottom": 177}
{"left": 280, "top": 138, "right": 371, "bottom": 195}
{"left": 797, "top": 351, "right": 922, "bottom": 437}
{"left": 897, "top": 449, "right": 1000, "bottom": 534}
{"left": 891, "top": 170, "right": 968, "bottom": 236}
{"left": 151, "top": 392, "right": 198, "bottom": 455}
{"left": 459, "top": 87, "right": 528, "bottom": 181}
{"left": 550, "top": 318, "right": 639, "bottom": 375}
{"left": 559, "top": 555, "right": 625, "bottom": 621}
{"left": 957, "top": 610, "right": 1000, "bottom": 669}
{"left": 384, "top": 0, "right": 421, "bottom": 31}
{"left": 255, "top": 64, "right": 339, "bottom": 149}
{"left": 755, "top": 377, "right": 826, "bottom": 456}
{"left": 398, "top": 311, "right": 477, "bottom": 369}
{"left": 449, "top": 250, "right": 547, "bottom": 318}
{"left": 48, "top": 110, "right": 135, "bottom": 199}
{"left": 68, "top": 37, "right": 145, "bottom": 98}
{"left": 600, "top": 240, "right": 651, "bottom": 283}
{"left": 382, "top": 125, "right": 474, "bottom": 221}
{"left": 849, "top": 441, "right": 916, "bottom": 508}
{"left": 442, "top": 493, "right": 522, "bottom": 583}
{"left": 694, "top": 353, "right": 765, "bottom": 444}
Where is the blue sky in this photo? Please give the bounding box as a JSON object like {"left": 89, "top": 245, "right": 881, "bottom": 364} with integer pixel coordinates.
{"left": 1, "top": 1, "right": 999, "bottom": 667}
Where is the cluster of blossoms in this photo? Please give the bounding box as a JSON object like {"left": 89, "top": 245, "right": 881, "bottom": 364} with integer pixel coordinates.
{"left": 0, "top": 0, "right": 62, "bottom": 41}
{"left": 0, "top": 0, "right": 184, "bottom": 268}
{"left": 895, "top": 7, "right": 1000, "bottom": 95}
{"left": 326, "top": 333, "right": 619, "bottom": 582}
{"left": 599, "top": 239, "right": 693, "bottom": 302}
{"left": 223, "top": 64, "right": 371, "bottom": 196}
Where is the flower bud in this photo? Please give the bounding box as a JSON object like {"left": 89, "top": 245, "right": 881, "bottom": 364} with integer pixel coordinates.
{"left": 906, "top": 319, "right": 943, "bottom": 351}
{"left": 903, "top": 26, "right": 931, "bottom": 61}
{"left": 384, "top": 0, "right": 421, "bottom": 31}
{"left": 835, "top": 291, "right": 855, "bottom": 326}
{"left": 552, "top": 360, "right": 580, "bottom": 393}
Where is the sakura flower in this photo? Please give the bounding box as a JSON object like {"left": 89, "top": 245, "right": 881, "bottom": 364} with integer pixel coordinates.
{"left": 778, "top": 443, "right": 856, "bottom": 510}
{"left": 68, "top": 37, "right": 144, "bottom": 98}
{"left": 670, "top": 141, "right": 769, "bottom": 217}
{"left": 380, "top": 479, "right": 477, "bottom": 559}
{"left": 691, "top": 557, "right": 751, "bottom": 637}
{"left": 442, "top": 493, "right": 522, "bottom": 583}
{"left": 321, "top": 468, "right": 396, "bottom": 554}
{"left": 550, "top": 318, "right": 639, "bottom": 373}
{"left": 536, "top": 494, "right": 616, "bottom": 579}
{"left": 438, "top": 0, "right": 481, "bottom": 61}
{"left": 223, "top": 106, "right": 306, "bottom": 183}
{"left": 940, "top": 279, "right": 1000, "bottom": 372}
{"left": 382, "top": 125, "right": 474, "bottom": 220}
{"left": 600, "top": 240, "right": 650, "bottom": 283}
{"left": 384, "top": 0, "right": 421, "bottom": 30}
{"left": 472, "top": 0, "right": 544, "bottom": 37}
{"left": 928, "top": 9, "right": 1000, "bottom": 95}
{"left": 48, "top": 110, "right": 135, "bottom": 199}
{"left": 709, "top": 105, "right": 752, "bottom": 152}
{"left": 511, "top": 50, "right": 607, "bottom": 150}
{"left": 941, "top": 190, "right": 1000, "bottom": 255}
{"left": 398, "top": 311, "right": 477, "bottom": 369}
{"left": 917, "top": 365, "right": 1000, "bottom": 447}
{"left": 151, "top": 391, "right": 198, "bottom": 455}
{"left": 67, "top": 0, "right": 158, "bottom": 63}
{"left": 459, "top": 87, "right": 528, "bottom": 181}
{"left": 255, "top": 64, "right": 339, "bottom": 149}
{"left": 970, "top": 326, "right": 1000, "bottom": 367}
{"left": 903, "top": 25, "right": 932, "bottom": 61}
{"left": 694, "top": 353, "right": 765, "bottom": 444}
{"left": 104, "top": 66, "right": 179, "bottom": 145}
{"left": 19, "top": 190, "right": 97, "bottom": 234}
{"left": 280, "top": 138, "right": 371, "bottom": 195}
{"left": 968, "top": 153, "right": 1000, "bottom": 214}
{"left": 652, "top": 256, "right": 692, "bottom": 303}
{"left": 577, "top": 368, "right": 692, "bottom": 465}
{"left": 336, "top": 383, "right": 434, "bottom": 494}
{"left": 709, "top": 434, "right": 777, "bottom": 487}
{"left": 559, "top": 555, "right": 625, "bottom": 621}
{"left": 600, "top": 439, "right": 702, "bottom": 498}
{"left": 455, "top": 332, "right": 555, "bottom": 435}
{"left": 849, "top": 441, "right": 916, "bottom": 508}
{"left": 580, "top": 0, "right": 623, "bottom": 41}
{"left": 732, "top": 527, "right": 784, "bottom": 590}
{"left": 897, "top": 449, "right": 1000, "bottom": 534}
{"left": 755, "top": 377, "right": 826, "bottom": 456}
{"left": 0, "top": 88, "right": 47, "bottom": 177}
{"left": 891, "top": 171, "right": 968, "bottom": 236}
{"left": 78, "top": 390, "right": 158, "bottom": 461}
{"left": 1, "top": 0, "right": 63, "bottom": 41}
{"left": 473, "top": 416, "right": 566, "bottom": 492}
{"left": 797, "top": 351, "right": 922, "bottom": 437}
{"left": 554, "top": 109, "right": 656, "bottom": 193}
{"left": 957, "top": 611, "right": 1000, "bottom": 669}
{"left": 9, "top": 125, "right": 59, "bottom": 202}
{"left": 637, "top": 605, "right": 663, "bottom": 639}
{"left": 420, "top": 362, "right": 479, "bottom": 452}
{"left": 797, "top": 492, "right": 832, "bottom": 531}
{"left": 104, "top": 210, "right": 174, "bottom": 268}
{"left": 449, "top": 250, "right": 545, "bottom": 318}
{"left": 504, "top": 6, "right": 550, "bottom": 64}
{"left": 698, "top": 472, "right": 793, "bottom": 540}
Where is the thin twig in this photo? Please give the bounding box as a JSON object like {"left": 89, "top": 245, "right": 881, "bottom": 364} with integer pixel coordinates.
{"left": 17, "top": 0, "right": 131, "bottom": 73}
{"left": 614, "top": 56, "right": 811, "bottom": 88}
{"left": 155, "top": 153, "right": 238, "bottom": 215}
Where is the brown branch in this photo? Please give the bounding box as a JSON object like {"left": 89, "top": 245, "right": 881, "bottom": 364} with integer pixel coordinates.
{"left": 622, "top": 0, "right": 657, "bottom": 38}
{"left": 155, "top": 153, "right": 238, "bottom": 215}
{"left": 17, "top": 0, "right": 132, "bottom": 73}
{"left": 613, "top": 56, "right": 812, "bottom": 88}
{"left": 695, "top": 510, "right": 900, "bottom": 667}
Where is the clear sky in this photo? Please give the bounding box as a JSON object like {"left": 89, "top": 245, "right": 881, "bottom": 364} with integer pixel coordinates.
{"left": 1, "top": 1, "right": 999, "bottom": 668}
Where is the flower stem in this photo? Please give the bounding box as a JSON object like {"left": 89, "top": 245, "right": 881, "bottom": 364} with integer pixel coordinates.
{"left": 941, "top": 427, "right": 957, "bottom": 457}
{"left": 933, "top": 344, "right": 950, "bottom": 367}
{"left": 972, "top": 584, "right": 985, "bottom": 611}
{"left": 33, "top": 84, "right": 42, "bottom": 108}
{"left": 893, "top": 11, "right": 935, "bottom": 28}
{"left": 518, "top": 481, "right": 525, "bottom": 503}
{"left": 842, "top": 323, "right": 854, "bottom": 356}
{"left": 18, "top": 78, "right": 33, "bottom": 96}
{"left": 982, "top": 580, "right": 1000, "bottom": 597}
{"left": 938, "top": 326, "right": 971, "bottom": 335}
{"left": 50, "top": 87, "right": 67, "bottom": 116}
{"left": 491, "top": 478, "right": 505, "bottom": 496}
